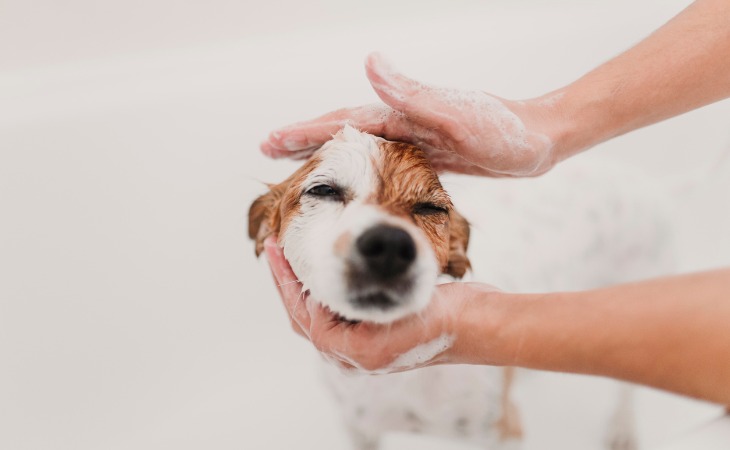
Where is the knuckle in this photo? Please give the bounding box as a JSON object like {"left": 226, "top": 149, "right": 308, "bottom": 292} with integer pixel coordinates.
{"left": 309, "top": 330, "right": 326, "bottom": 351}
{"left": 359, "top": 357, "right": 387, "bottom": 372}
{"left": 358, "top": 359, "right": 377, "bottom": 371}
{"left": 333, "top": 107, "right": 357, "bottom": 119}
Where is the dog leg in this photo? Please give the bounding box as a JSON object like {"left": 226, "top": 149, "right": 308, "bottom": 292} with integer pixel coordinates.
{"left": 495, "top": 367, "right": 524, "bottom": 444}
{"left": 347, "top": 426, "right": 380, "bottom": 450}
{"left": 604, "top": 383, "right": 638, "bottom": 450}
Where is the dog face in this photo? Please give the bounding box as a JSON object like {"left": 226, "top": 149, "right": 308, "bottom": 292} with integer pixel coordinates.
{"left": 249, "top": 126, "right": 470, "bottom": 323}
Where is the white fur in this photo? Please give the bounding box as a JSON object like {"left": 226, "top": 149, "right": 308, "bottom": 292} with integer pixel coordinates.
{"left": 281, "top": 125, "right": 439, "bottom": 324}
{"left": 386, "top": 334, "right": 454, "bottom": 371}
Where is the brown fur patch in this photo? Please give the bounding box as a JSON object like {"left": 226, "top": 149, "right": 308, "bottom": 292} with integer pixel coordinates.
{"left": 496, "top": 367, "right": 523, "bottom": 440}
{"left": 247, "top": 154, "right": 322, "bottom": 255}
{"left": 446, "top": 209, "right": 471, "bottom": 278}
{"left": 372, "top": 141, "right": 470, "bottom": 277}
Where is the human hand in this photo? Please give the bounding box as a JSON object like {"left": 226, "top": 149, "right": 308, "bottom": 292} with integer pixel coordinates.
{"left": 261, "top": 53, "right": 566, "bottom": 177}
{"left": 263, "top": 236, "right": 511, "bottom": 373}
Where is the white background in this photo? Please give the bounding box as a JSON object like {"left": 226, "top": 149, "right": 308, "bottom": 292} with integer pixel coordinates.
{"left": 1, "top": 1, "right": 729, "bottom": 449}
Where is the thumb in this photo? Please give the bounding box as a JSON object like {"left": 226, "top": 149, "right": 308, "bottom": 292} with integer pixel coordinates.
{"left": 365, "top": 53, "right": 435, "bottom": 120}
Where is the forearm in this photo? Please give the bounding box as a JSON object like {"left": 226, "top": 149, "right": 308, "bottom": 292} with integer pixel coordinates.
{"left": 545, "top": 0, "right": 730, "bottom": 162}
{"left": 459, "top": 269, "right": 730, "bottom": 404}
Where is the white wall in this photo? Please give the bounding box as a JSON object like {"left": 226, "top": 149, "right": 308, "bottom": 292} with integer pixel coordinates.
{"left": 1, "top": 1, "right": 728, "bottom": 449}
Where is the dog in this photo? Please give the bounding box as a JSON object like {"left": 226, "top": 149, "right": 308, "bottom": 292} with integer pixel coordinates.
{"left": 248, "top": 125, "right": 672, "bottom": 449}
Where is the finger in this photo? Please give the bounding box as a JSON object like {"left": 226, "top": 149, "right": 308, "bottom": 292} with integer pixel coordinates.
{"left": 289, "top": 316, "right": 308, "bottom": 338}
{"left": 365, "top": 53, "right": 467, "bottom": 135}
{"left": 263, "top": 125, "right": 331, "bottom": 154}
{"left": 264, "top": 236, "right": 312, "bottom": 331}
{"left": 320, "top": 353, "right": 357, "bottom": 371}
{"left": 306, "top": 298, "right": 350, "bottom": 344}
{"left": 260, "top": 104, "right": 415, "bottom": 157}
{"left": 262, "top": 107, "right": 373, "bottom": 153}
{"left": 364, "top": 53, "right": 421, "bottom": 112}
{"left": 365, "top": 53, "right": 444, "bottom": 121}
{"left": 305, "top": 300, "right": 364, "bottom": 356}
{"left": 419, "top": 144, "right": 491, "bottom": 175}
{"left": 264, "top": 236, "right": 301, "bottom": 299}
{"left": 266, "top": 262, "right": 309, "bottom": 339}
{"left": 260, "top": 140, "right": 318, "bottom": 160}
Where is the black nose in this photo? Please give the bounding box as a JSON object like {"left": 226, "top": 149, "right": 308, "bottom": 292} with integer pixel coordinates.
{"left": 356, "top": 225, "right": 416, "bottom": 280}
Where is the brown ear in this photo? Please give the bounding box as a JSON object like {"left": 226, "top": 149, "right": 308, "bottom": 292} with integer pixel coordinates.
{"left": 248, "top": 154, "right": 323, "bottom": 256}
{"left": 248, "top": 183, "right": 286, "bottom": 257}
{"left": 445, "top": 208, "right": 471, "bottom": 278}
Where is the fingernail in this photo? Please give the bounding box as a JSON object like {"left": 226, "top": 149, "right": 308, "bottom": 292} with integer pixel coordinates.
{"left": 268, "top": 128, "right": 303, "bottom": 149}
{"left": 267, "top": 131, "right": 308, "bottom": 151}
{"left": 264, "top": 238, "right": 282, "bottom": 260}
{"left": 260, "top": 145, "right": 290, "bottom": 160}
{"left": 282, "top": 135, "right": 308, "bottom": 151}
{"left": 260, "top": 140, "right": 275, "bottom": 156}
{"left": 265, "top": 130, "right": 286, "bottom": 150}
{"left": 366, "top": 52, "right": 392, "bottom": 71}
{"left": 263, "top": 235, "right": 279, "bottom": 251}
{"left": 365, "top": 53, "right": 411, "bottom": 106}
{"left": 369, "top": 53, "right": 401, "bottom": 81}
{"left": 264, "top": 238, "right": 287, "bottom": 279}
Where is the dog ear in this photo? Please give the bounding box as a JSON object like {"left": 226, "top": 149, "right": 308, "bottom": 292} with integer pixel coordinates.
{"left": 248, "top": 155, "right": 322, "bottom": 256}
{"left": 445, "top": 208, "right": 471, "bottom": 278}
{"left": 248, "top": 183, "right": 286, "bottom": 257}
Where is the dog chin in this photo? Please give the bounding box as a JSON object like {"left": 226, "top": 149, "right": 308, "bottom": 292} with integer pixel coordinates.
{"left": 304, "top": 257, "right": 439, "bottom": 324}
{"left": 281, "top": 205, "right": 441, "bottom": 324}
{"left": 283, "top": 241, "right": 439, "bottom": 324}
{"left": 332, "top": 287, "right": 437, "bottom": 324}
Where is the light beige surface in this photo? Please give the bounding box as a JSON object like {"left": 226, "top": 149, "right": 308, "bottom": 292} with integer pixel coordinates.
{"left": 1, "top": 1, "right": 728, "bottom": 449}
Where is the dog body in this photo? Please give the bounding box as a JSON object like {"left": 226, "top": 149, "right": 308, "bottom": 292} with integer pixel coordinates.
{"left": 323, "top": 362, "right": 507, "bottom": 449}
{"left": 249, "top": 126, "right": 672, "bottom": 449}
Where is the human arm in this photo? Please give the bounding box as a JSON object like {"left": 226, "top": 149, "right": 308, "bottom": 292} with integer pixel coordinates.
{"left": 261, "top": 0, "right": 730, "bottom": 177}
{"left": 456, "top": 268, "right": 730, "bottom": 405}
{"left": 552, "top": 0, "right": 730, "bottom": 161}
{"left": 265, "top": 237, "right": 730, "bottom": 404}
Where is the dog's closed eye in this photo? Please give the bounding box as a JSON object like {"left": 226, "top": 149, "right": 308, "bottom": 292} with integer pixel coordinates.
{"left": 305, "top": 184, "right": 343, "bottom": 200}
{"left": 412, "top": 202, "right": 449, "bottom": 216}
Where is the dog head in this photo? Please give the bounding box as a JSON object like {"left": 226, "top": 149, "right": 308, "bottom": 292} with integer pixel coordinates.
{"left": 249, "top": 126, "right": 470, "bottom": 323}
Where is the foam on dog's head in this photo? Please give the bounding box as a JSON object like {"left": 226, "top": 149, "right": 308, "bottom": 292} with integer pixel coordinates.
{"left": 249, "top": 126, "right": 470, "bottom": 323}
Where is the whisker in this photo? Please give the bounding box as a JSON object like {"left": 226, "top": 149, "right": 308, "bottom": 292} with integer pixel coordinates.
{"left": 384, "top": 322, "right": 393, "bottom": 342}
{"left": 277, "top": 279, "right": 302, "bottom": 288}
{"left": 293, "top": 289, "right": 308, "bottom": 314}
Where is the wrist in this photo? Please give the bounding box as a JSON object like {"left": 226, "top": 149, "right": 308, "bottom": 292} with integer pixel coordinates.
{"left": 448, "top": 285, "right": 535, "bottom": 367}
{"left": 529, "top": 83, "right": 620, "bottom": 165}
{"left": 450, "top": 286, "right": 576, "bottom": 370}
